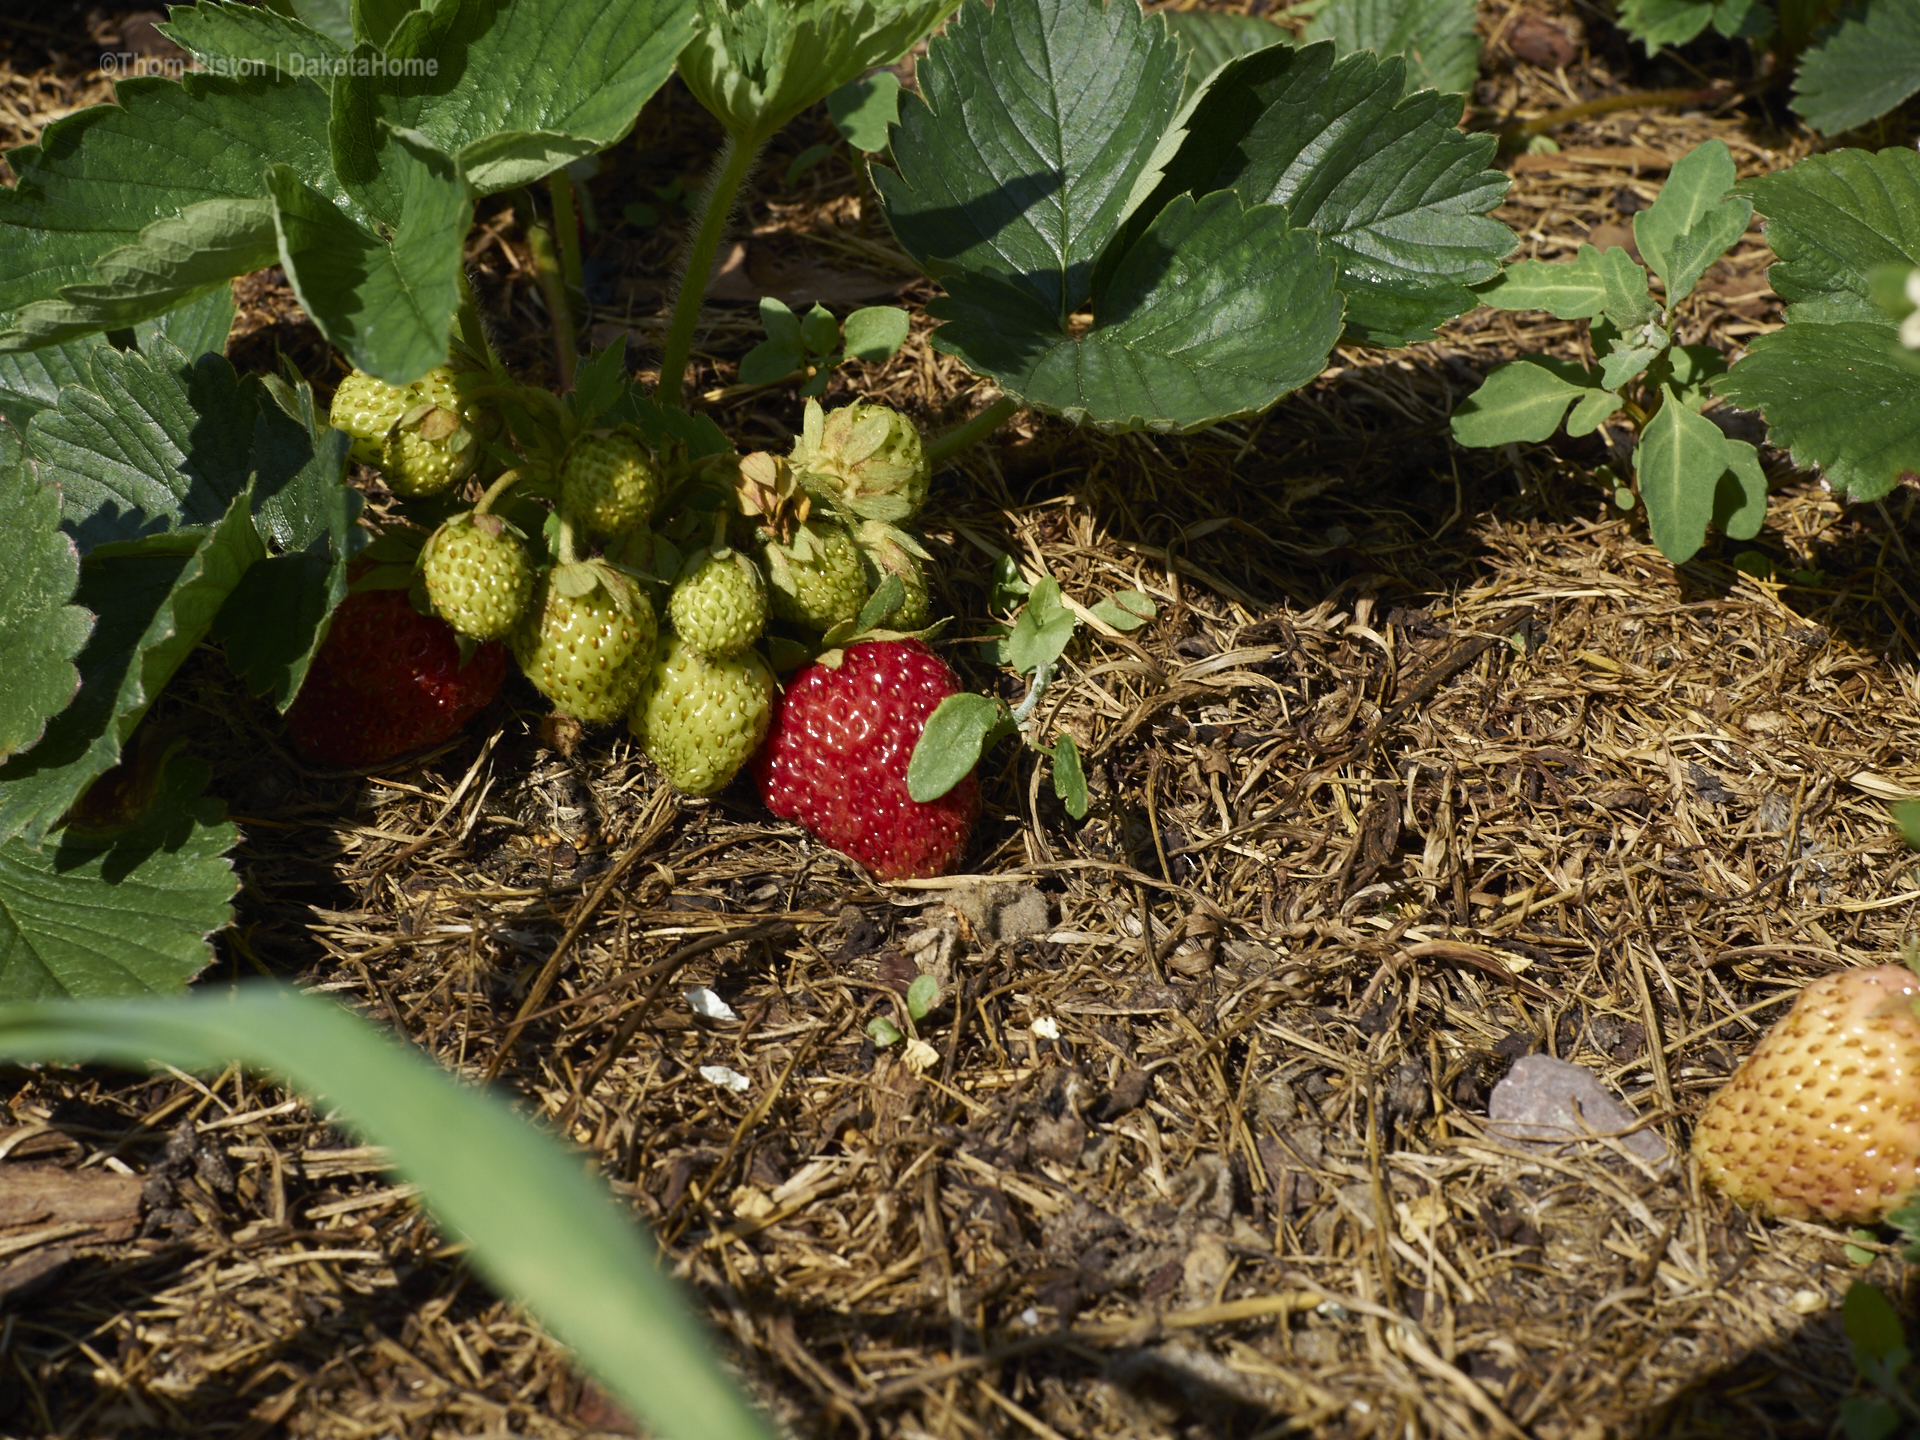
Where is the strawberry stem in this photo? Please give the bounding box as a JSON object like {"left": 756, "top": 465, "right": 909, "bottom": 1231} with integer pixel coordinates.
{"left": 472, "top": 469, "right": 526, "bottom": 517}
{"left": 660, "top": 132, "right": 762, "bottom": 409}
{"left": 524, "top": 203, "right": 578, "bottom": 392}
{"left": 925, "top": 395, "right": 1020, "bottom": 466}
{"left": 557, "top": 514, "right": 580, "bottom": 566}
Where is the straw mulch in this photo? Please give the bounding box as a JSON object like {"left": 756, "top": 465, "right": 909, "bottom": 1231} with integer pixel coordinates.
{"left": 2, "top": 0, "right": 1919, "bottom": 1435}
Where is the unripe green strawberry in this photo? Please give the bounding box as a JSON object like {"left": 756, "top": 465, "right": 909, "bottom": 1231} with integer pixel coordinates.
{"left": 762, "top": 520, "right": 868, "bottom": 635}
{"left": 669, "top": 547, "right": 767, "bottom": 659}
{"left": 511, "top": 563, "right": 657, "bottom": 723}
{"left": 855, "top": 520, "right": 931, "bottom": 630}
{"left": 790, "top": 398, "right": 930, "bottom": 522}
{"left": 631, "top": 634, "right": 775, "bottom": 795}
{"left": 329, "top": 371, "right": 409, "bottom": 466}
{"left": 380, "top": 366, "right": 484, "bottom": 497}
{"left": 562, "top": 430, "right": 659, "bottom": 538}
{"left": 421, "top": 512, "right": 533, "bottom": 641}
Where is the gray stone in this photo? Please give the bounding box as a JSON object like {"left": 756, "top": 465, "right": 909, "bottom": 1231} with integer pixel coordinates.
{"left": 1487, "top": 1054, "right": 1672, "bottom": 1172}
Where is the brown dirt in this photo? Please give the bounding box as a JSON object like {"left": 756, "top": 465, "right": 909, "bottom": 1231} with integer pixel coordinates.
{"left": 3, "top": 1, "right": 1920, "bottom": 1436}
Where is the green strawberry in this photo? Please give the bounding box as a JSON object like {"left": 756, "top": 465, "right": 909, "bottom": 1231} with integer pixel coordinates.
{"left": 789, "top": 398, "right": 930, "bottom": 522}
{"left": 669, "top": 546, "right": 767, "bottom": 659}
{"left": 329, "top": 371, "right": 409, "bottom": 466}
{"left": 420, "top": 512, "right": 533, "bottom": 641}
{"left": 562, "top": 430, "right": 659, "bottom": 538}
{"left": 855, "top": 520, "right": 931, "bottom": 630}
{"left": 511, "top": 562, "right": 658, "bottom": 723}
{"left": 380, "top": 366, "right": 484, "bottom": 497}
{"left": 631, "top": 634, "right": 775, "bottom": 795}
{"left": 762, "top": 519, "right": 868, "bottom": 635}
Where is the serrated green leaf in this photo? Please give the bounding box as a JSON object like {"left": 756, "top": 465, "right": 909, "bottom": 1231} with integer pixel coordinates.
{"left": 0, "top": 491, "right": 262, "bottom": 845}
{"left": 1634, "top": 140, "right": 1751, "bottom": 305}
{"left": 283, "top": 0, "right": 355, "bottom": 47}
{"left": 928, "top": 194, "right": 1344, "bottom": 431}
{"left": 334, "top": 0, "right": 699, "bottom": 194}
{"left": 682, "top": 0, "right": 956, "bottom": 143}
{"left": 570, "top": 335, "right": 629, "bottom": 429}
{"left": 1636, "top": 387, "right": 1729, "bottom": 562}
{"left": 906, "top": 972, "right": 940, "bottom": 1020}
{"left": 1740, "top": 148, "right": 1920, "bottom": 326}
{"left": 1164, "top": 12, "right": 1294, "bottom": 101}
{"left": 1715, "top": 321, "right": 1920, "bottom": 500}
{"left": 1599, "top": 245, "right": 1659, "bottom": 331}
{"left": 1089, "top": 589, "right": 1156, "bottom": 631}
{"left": 800, "top": 304, "right": 841, "bottom": 357}
{"left": 351, "top": 0, "right": 414, "bottom": 48}
{"left": 0, "top": 430, "right": 92, "bottom": 761}
{"left": 133, "top": 287, "right": 237, "bottom": 364}
{"left": 0, "top": 753, "right": 235, "bottom": 999}
{"left": 1149, "top": 40, "right": 1512, "bottom": 344}
{"left": 1051, "top": 731, "right": 1088, "bottom": 818}
{"left": 0, "top": 983, "right": 774, "bottom": 1440}
{"left": 843, "top": 306, "right": 911, "bottom": 362}
{"left": 1449, "top": 357, "right": 1592, "bottom": 446}
{"left": 1616, "top": 0, "right": 1719, "bottom": 46}
{"left": 879, "top": 0, "right": 1186, "bottom": 331}
{"left": 26, "top": 337, "right": 261, "bottom": 552}
{"left": 907, "top": 692, "right": 1005, "bottom": 802}
{"left": 269, "top": 129, "right": 472, "bottom": 385}
{"left": 1304, "top": 0, "right": 1481, "bottom": 96}
{"left": 0, "top": 333, "right": 108, "bottom": 432}
{"left": 1477, "top": 245, "right": 1614, "bottom": 318}
{"left": 827, "top": 71, "right": 903, "bottom": 153}
{"left": 0, "top": 72, "right": 344, "bottom": 341}
{"left": 158, "top": 1, "right": 348, "bottom": 77}
{"left": 1005, "top": 577, "right": 1079, "bottom": 674}
{"left": 1716, "top": 437, "right": 1769, "bottom": 540}
{"left": 1565, "top": 387, "right": 1623, "bottom": 436}
{"left": 1794, "top": 0, "right": 1920, "bottom": 135}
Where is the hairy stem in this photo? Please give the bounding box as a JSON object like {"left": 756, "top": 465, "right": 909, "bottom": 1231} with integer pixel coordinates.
{"left": 549, "top": 168, "right": 584, "bottom": 315}
{"left": 556, "top": 514, "right": 579, "bottom": 567}
{"left": 525, "top": 209, "right": 577, "bottom": 391}
{"left": 659, "top": 131, "right": 761, "bottom": 409}
{"left": 925, "top": 395, "right": 1021, "bottom": 466}
{"left": 455, "top": 272, "right": 503, "bottom": 378}
{"left": 473, "top": 469, "right": 527, "bottom": 516}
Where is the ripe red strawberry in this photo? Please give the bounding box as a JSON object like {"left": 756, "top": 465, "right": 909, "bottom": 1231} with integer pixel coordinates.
{"left": 754, "top": 639, "right": 977, "bottom": 880}
{"left": 284, "top": 588, "right": 507, "bottom": 768}
{"left": 1693, "top": 964, "right": 1920, "bottom": 1223}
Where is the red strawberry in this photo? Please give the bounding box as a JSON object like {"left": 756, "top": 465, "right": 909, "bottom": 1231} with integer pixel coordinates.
{"left": 285, "top": 588, "right": 507, "bottom": 768}
{"left": 755, "top": 639, "right": 978, "bottom": 880}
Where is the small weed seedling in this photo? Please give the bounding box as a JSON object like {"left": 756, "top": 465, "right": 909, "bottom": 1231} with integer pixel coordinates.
{"left": 739, "top": 298, "right": 911, "bottom": 396}
{"left": 1841, "top": 1275, "right": 1920, "bottom": 1439}
{"left": 906, "top": 561, "right": 1155, "bottom": 820}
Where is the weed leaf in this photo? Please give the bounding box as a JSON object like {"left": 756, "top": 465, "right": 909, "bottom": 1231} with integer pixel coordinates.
{"left": 1449, "top": 357, "right": 1592, "bottom": 446}
{"left": 1477, "top": 245, "right": 1613, "bottom": 318}
{"left": 1635, "top": 386, "right": 1729, "bottom": 562}
{"left": 1634, "top": 141, "right": 1751, "bottom": 305}
{"left": 908, "top": 693, "right": 1005, "bottom": 802}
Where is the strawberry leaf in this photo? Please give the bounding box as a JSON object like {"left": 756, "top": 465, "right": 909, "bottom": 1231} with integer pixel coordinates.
{"left": 335, "top": 0, "right": 699, "bottom": 193}
{"left": 0, "top": 752, "right": 237, "bottom": 999}
{"left": 133, "top": 288, "right": 238, "bottom": 368}
{"left": 1151, "top": 40, "right": 1511, "bottom": 344}
{"left": 1304, "top": 0, "right": 1482, "bottom": 96}
{"left": 0, "top": 426, "right": 93, "bottom": 763}
{"left": 680, "top": 0, "right": 955, "bottom": 144}
{"left": 1164, "top": 12, "right": 1293, "bottom": 101}
{"left": 1736, "top": 148, "right": 1920, "bottom": 327}
{"left": 0, "top": 334, "right": 109, "bottom": 432}
{"left": 1793, "top": 0, "right": 1920, "bottom": 136}
{"left": 158, "top": 2, "right": 349, "bottom": 79}
{"left": 0, "top": 490, "right": 262, "bottom": 846}
{"left": 0, "top": 72, "right": 341, "bottom": 346}
{"left": 907, "top": 692, "right": 1006, "bottom": 803}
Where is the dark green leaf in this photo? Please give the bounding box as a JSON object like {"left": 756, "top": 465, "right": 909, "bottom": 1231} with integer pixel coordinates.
{"left": 1616, "top": 0, "right": 1718, "bottom": 46}
{"left": 1477, "top": 245, "right": 1614, "bottom": 319}
{"left": 1146, "top": 40, "right": 1511, "bottom": 344}
{"left": 335, "top": 0, "right": 700, "bottom": 194}
{"left": 1845, "top": 1280, "right": 1908, "bottom": 1365}
{"left": 1715, "top": 321, "right": 1920, "bottom": 501}
{"left": 1715, "top": 437, "right": 1769, "bottom": 540}
{"left": 800, "top": 304, "right": 841, "bottom": 357}
{"left": 0, "top": 492, "right": 262, "bottom": 845}
{"left": 1164, "top": 12, "right": 1293, "bottom": 101}
{"left": 1634, "top": 140, "right": 1751, "bottom": 305}
{"left": 1661, "top": 342, "right": 1729, "bottom": 408}
{"left": 1304, "top": 0, "right": 1481, "bottom": 96}
{"left": 1840, "top": 1396, "right": 1901, "bottom": 1440}
{"left": 843, "top": 306, "right": 911, "bottom": 362}
{"left": 739, "top": 339, "right": 805, "bottom": 386}
{"left": 784, "top": 144, "right": 834, "bottom": 186}
{"left": 1449, "top": 357, "right": 1592, "bottom": 446}
{"left": 1898, "top": 800, "right": 1920, "bottom": 849}
{"left": 878, "top": 0, "right": 1185, "bottom": 330}
{"left": 682, "top": 0, "right": 957, "bottom": 143}
{"left": 927, "top": 193, "right": 1343, "bottom": 431}
{"left": 0, "top": 753, "right": 236, "bottom": 999}
{"left": 285, "top": 0, "right": 355, "bottom": 47}
{"left": 1005, "top": 577, "right": 1079, "bottom": 674}
{"left": 159, "top": 2, "right": 348, "bottom": 76}
{"left": 855, "top": 572, "right": 908, "bottom": 632}
{"left": 351, "top": 0, "right": 413, "bottom": 48}
{"left": 827, "top": 71, "right": 903, "bottom": 153}
{"left": 133, "top": 288, "right": 237, "bottom": 364}
{"left": 0, "top": 984, "right": 774, "bottom": 1440}
{"left": 906, "top": 973, "right": 940, "bottom": 1020}
{"left": 1051, "top": 732, "right": 1088, "bottom": 818}
{"left": 1794, "top": 0, "right": 1920, "bottom": 135}
{"left": 1635, "top": 386, "right": 1730, "bottom": 562}
{"left": 571, "top": 336, "right": 630, "bottom": 429}
{"left": 27, "top": 337, "right": 261, "bottom": 553}
{"left": 0, "top": 430, "right": 92, "bottom": 761}
{"left": 907, "top": 692, "right": 1004, "bottom": 802}
{"left": 269, "top": 130, "right": 472, "bottom": 385}
{"left": 0, "top": 333, "right": 107, "bottom": 431}
{"left": 1740, "top": 148, "right": 1920, "bottom": 326}
{"left": 758, "top": 296, "right": 801, "bottom": 349}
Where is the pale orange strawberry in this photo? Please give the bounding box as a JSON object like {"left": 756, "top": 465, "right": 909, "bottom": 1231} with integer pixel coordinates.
{"left": 1693, "top": 965, "right": 1920, "bottom": 1223}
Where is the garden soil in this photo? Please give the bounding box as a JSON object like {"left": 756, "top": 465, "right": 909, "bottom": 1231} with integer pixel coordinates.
{"left": 3, "top": 2, "right": 1919, "bottom": 1436}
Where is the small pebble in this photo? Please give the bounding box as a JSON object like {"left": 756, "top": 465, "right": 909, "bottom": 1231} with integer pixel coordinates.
{"left": 1487, "top": 1054, "right": 1672, "bottom": 1172}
